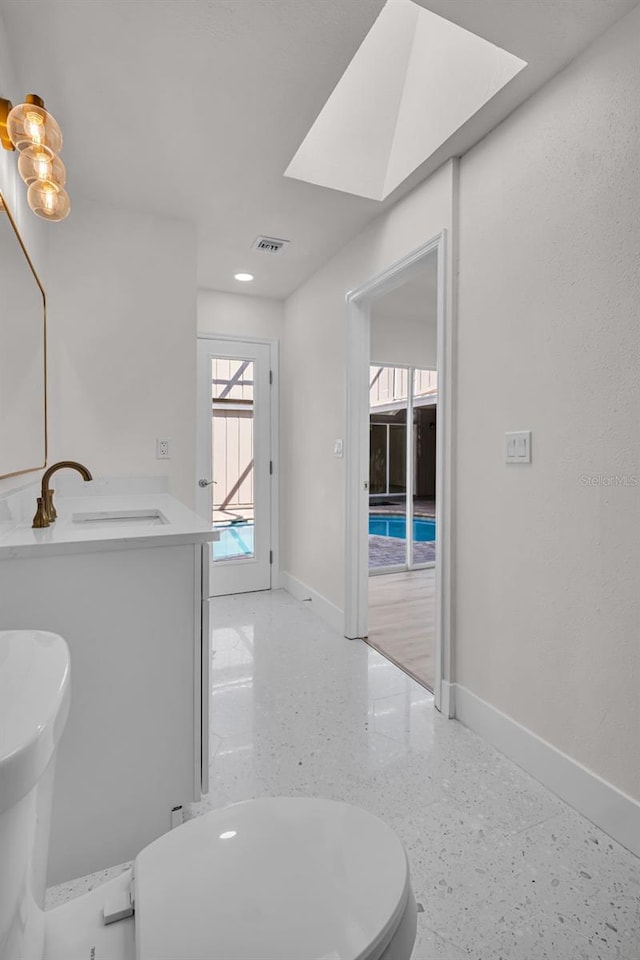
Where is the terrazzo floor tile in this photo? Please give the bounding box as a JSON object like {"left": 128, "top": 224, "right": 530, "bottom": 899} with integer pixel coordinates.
{"left": 412, "top": 921, "right": 469, "bottom": 960}
{"left": 443, "top": 757, "right": 568, "bottom": 839}
{"left": 575, "top": 885, "right": 640, "bottom": 959}
{"left": 46, "top": 589, "right": 639, "bottom": 960}
{"left": 209, "top": 730, "right": 223, "bottom": 760}
{"left": 477, "top": 907, "right": 637, "bottom": 960}
{"left": 489, "top": 812, "right": 640, "bottom": 910}
{"left": 483, "top": 813, "right": 640, "bottom": 959}
{"left": 45, "top": 861, "right": 131, "bottom": 910}
{"left": 372, "top": 689, "right": 438, "bottom": 746}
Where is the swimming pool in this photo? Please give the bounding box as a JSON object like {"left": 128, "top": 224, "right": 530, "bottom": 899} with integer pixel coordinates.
{"left": 369, "top": 514, "right": 436, "bottom": 541}
{"left": 213, "top": 521, "right": 254, "bottom": 560}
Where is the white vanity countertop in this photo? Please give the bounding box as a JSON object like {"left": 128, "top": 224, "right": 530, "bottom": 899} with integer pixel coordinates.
{"left": 0, "top": 492, "right": 219, "bottom": 559}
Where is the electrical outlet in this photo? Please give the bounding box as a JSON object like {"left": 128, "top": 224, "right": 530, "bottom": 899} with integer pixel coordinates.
{"left": 156, "top": 437, "right": 171, "bottom": 460}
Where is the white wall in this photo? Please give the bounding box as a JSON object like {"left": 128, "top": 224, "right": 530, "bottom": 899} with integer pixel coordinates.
{"left": 46, "top": 198, "right": 197, "bottom": 506}
{"left": 455, "top": 6, "right": 640, "bottom": 800}
{"left": 1, "top": 16, "right": 197, "bottom": 507}
{"left": 370, "top": 253, "right": 438, "bottom": 367}
{"left": 370, "top": 313, "right": 436, "bottom": 368}
{"left": 2, "top": 12, "right": 198, "bottom": 506}
{"left": 0, "top": 14, "right": 46, "bottom": 268}
{"left": 0, "top": 10, "right": 49, "bottom": 495}
{"left": 282, "top": 160, "right": 455, "bottom": 611}
{"left": 198, "top": 289, "right": 284, "bottom": 342}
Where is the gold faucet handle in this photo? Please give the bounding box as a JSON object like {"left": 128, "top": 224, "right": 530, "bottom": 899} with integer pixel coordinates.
{"left": 32, "top": 497, "right": 50, "bottom": 528}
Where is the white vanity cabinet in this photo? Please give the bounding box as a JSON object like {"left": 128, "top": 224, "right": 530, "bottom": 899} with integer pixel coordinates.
{"left": 0, "top": 489, "right": 215, "bottom": 884}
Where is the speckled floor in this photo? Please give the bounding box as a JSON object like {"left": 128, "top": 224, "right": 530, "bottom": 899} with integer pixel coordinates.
{"left": 47, "top": 590, "right": 640, "bottom": 960}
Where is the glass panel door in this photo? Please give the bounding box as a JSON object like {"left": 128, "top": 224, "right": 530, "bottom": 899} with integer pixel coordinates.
{"left": 412, "top": 368, "right": 437, "bottom": 568}
{"left": 388, "top": 419, "right": 407, "bottom": 496}
{"left": 211, "top": 357, "right": 255, "bottom": 561}
{"left": 197, "top": 338, "right": 271, "bottom": 597}
{"left": 368, "top": 364, "right": 437, "bottom": 572}
{"left": 369, "top": 423, "right": 387, "bottom": 495}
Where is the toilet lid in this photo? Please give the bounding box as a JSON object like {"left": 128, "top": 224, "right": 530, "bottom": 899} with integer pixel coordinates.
{"left": 134, "top": 797, "right": 410, "bottom": 960}
{"left": 0, "top": 630, "right": 70, "bottom": 813}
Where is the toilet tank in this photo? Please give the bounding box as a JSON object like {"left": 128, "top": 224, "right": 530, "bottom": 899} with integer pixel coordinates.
{"left": 0, "top": 631, "right": 71, "bottom": 960}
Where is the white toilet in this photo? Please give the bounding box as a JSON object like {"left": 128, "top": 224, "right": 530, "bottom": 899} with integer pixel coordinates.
{"left": 0, "top": 630, "right": 417, "bottom": 960}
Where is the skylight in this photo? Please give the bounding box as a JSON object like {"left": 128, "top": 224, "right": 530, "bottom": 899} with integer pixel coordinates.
{"left": 284, "top": 0, "right": 527, "bottom": 201}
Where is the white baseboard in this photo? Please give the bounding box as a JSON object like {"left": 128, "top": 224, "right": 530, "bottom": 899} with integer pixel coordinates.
{"left": 280, "top": 572, "right": 344, "bottom": 635}
{"left": 454, "top": 684, "right": 640, "bottom": 858}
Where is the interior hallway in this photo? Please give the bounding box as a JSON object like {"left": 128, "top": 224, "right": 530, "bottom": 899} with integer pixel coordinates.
{"left": 368, "top": 569, "right": 435, "bottom": 691}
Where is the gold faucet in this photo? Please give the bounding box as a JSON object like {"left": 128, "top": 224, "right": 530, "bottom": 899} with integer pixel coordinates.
{"left": 32, "top": 461, "right": 93, "bottom": 528}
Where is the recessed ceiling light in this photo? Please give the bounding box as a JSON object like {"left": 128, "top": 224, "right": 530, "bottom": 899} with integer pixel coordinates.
{"left": 234, "top": 272, "right": 254, "bottom": 282}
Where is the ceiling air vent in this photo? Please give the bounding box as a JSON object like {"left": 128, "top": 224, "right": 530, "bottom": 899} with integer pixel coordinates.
{"left": 251, "top": 235, "right": 290, "bottom": 255}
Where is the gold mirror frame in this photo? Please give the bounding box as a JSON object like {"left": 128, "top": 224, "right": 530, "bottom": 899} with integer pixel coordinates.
{"left": 0, "top": 189, "right": 48, "bottom": 479}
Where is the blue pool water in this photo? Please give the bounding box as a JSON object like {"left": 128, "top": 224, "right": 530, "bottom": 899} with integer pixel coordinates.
{"left": 369, "top": 514, "right": 436, "bottom": 541}
{"left": 213, "top": 522, "right": 254, "bottom": 560}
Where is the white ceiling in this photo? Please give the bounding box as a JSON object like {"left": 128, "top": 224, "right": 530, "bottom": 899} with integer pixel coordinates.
{"left": 1, "top": 0, "right": 637, "bottom": 299}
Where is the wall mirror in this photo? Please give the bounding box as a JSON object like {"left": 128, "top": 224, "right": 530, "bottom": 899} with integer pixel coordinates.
{"left": 0, "top": 189, "right": 47, "bottom": 478}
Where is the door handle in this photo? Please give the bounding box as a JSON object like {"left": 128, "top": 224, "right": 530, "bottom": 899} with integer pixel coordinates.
{"left": 198, "top": 478, "right": 216, "bottom": 488}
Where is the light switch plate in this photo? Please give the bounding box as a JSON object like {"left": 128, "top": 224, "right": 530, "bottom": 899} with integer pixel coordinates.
{"left": 333, "top": 439, "right": 344, "bottom": 458}
{"left": 505, "top": 430, "right": 531, "bottom": 463}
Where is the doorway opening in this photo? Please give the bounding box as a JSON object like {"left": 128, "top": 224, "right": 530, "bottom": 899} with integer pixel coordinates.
{"left": 368, "top": 364, "right": 437, "bottom": 573}
{"left": 367, "top": 363, "right": 437, "bottom": 690}
{"left": 345, "top": 233, "right": 451, "bottom": 713}
{"left": 196, "top": 335, "right": 278, "bottom": 598}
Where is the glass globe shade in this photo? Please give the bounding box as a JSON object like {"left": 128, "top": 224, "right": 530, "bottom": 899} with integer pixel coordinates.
{"left": 27, "top": 181, "right": 70, "bottom": 221}
{"left": 7, "top": 101, "right": 63, "bottom": 154}
{"left": 18, "top": 150, "right": 66, "bottom": 187}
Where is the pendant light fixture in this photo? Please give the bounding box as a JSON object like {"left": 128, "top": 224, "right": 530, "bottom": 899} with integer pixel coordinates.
{"left": 0, "top": 93, "right": 70, "bottom": 221}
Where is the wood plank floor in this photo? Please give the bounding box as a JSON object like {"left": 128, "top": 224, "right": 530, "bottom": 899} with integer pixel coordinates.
{"left": 367, "top": 569, "right": 435, "bottom": 691}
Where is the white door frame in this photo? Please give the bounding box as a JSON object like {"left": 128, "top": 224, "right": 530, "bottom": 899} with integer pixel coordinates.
{"left": 196, "top": 332, "right": 280, "bottom": 590}
{"left": 344, "top": 231, "right": 452, "bottom": 714}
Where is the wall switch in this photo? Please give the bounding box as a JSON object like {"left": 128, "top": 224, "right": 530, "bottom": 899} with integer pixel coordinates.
{"left": 156, "top": 437, "right": 171, "bottom": 460}
{"left": 333, "top": 439, "right": 344, "bottom": 458}
{"left": 505, "top": 431, "right": 531, "bottom": 463}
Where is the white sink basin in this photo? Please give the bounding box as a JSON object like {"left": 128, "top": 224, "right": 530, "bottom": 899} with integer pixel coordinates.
{"left": 71, "top": 509, "right": 168, "bottom": 527}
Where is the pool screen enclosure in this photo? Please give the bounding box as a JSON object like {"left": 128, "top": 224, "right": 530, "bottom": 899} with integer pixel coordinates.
{"left": 368, "top": 365, "right": 437, "bottom": 571}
